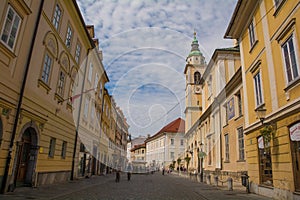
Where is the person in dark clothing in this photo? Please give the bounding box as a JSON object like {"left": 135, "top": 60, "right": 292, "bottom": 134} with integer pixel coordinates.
{"left": 116, "top": 170, "right": 120, "bottom": 182}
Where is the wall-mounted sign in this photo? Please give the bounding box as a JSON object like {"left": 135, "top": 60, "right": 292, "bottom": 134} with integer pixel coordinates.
{"left": 290, "top": 122, "right": 300, "bottom": 141}
{"left": 258, "top": 136, "right": 264, "bottom": 149}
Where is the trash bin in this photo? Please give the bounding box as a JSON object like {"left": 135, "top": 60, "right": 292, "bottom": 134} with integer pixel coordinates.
{"left": 241, "top": 174, "right": 249, "bottom": 187}
{"left": 227, "top": 177, "right": 233, "bottom": 191}
{"left": 214, "top": 176, "right": 219, "bottom": 186}
{"left": 207, "top": 174, "right": 211, "bottom": 185}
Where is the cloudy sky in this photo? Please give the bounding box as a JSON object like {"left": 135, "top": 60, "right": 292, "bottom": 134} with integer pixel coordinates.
{"left": 77, "top": 0, "right": 237, "bottom": 138}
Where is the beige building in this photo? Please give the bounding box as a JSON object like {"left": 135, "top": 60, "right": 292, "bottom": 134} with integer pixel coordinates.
{"left": 130, "top": 143, "right": 147, "bottom": 173}
{"left": 73, "top": 24, "right": 109, "bottom": 178}
{"left": 184, "top": 33, "right": 245, "bottom": 182}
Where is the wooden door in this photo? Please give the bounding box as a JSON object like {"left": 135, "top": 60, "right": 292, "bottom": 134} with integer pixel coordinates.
{"left": 17, "top": 131, "right": 31, "bottom": 182}
{"left": 292, "top": 141, "right": 300, "bottom": 191}
{"left": 17, "top": 142, "right": 30, "bottom": 182}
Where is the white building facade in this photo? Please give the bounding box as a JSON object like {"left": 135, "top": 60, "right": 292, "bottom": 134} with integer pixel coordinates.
{"left": 146, "top": 118, "right": 185, "bottom": 170}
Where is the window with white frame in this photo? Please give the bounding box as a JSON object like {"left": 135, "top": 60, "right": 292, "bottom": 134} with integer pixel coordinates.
{"left": 48, "top": 137, "right": 56, "bottom": 158}
{"left": 236, "top": 92, "right": 242, "bottom": 117}
{"left": 282, "top": 34, "right": 299, "bottom": 84}
{"left": 94, "top": 73, "right": 99, "bottom": 91}
{"left": 99, "top": 82, "right": 103, "bottom": 98}
{"left": 61, "top": 141, "right": 67, "bottom": 159}
{"left": 254, "top": 71, "right": 264, "bottom": 106}
{"left": 57, "top": 70, "right": 66, "bottom": 96}
{"left": 208, "top": 75, "right": 212, "bottom": 97}
{"left": 75, "top": 43, "right": 81, "bottom": 63}
{"left": 84, "top": 98, "right": 89, "bottom": 119}
{"left": 65, "top": 25, "right": 73, "bottom": 48}
{"left": 180, "top": 139, "right": 184, "bottom": 146}
{"left": 274, "top": 0, "right": 283, "bottom": 8}
{"left": 1, "top": 5, "right": 21, "bottom": 50}
{"left": 41, "top": 53, "right": 52, "bottom": 84}
{"left": 237, "top": 127, "right": 245, "bottom": 161}
{"left": 52, "top": 4, "right": 61, "bottom": 31}
{"left": 91, "top": 103, "right": 95, "bottom": 123}
{"left": 248, "top": 19, "right": 256, "bottom": 47}
{"left": 171, "top": 138, "right": 174, "bottom": 145}
{"left": 225, "top": 134, "right": 229, "bottom": 161}
{"left": 68, "top": 81, "right": 74, "bottom": 104}
{"left": 88, "top": 63, "right": 93, "bottom": 82}
{"left": 170, "top": 152, "right": 174, "bottom": 160}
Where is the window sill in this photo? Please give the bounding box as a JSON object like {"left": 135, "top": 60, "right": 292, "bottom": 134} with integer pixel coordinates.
{"left": 0, "top": 42, "right": 17, "bottom": 60}
{"left": 237, "top": 159, "right": 246, "bottom": 162}
{"left": 255, "top": 103, "right": 265, "bottom": 112}
{"left": 38, "top": 79, "right": 51, "bottom": 94}
{"left": 224, "top": 161, "right": 230, "bottom": 163}
{"left": 67, "top": 102, "right": 73, "bottom": 111}
{"left": 55, "top": 93, "right": 64, "bottom": 103}
{"left": 235, "top": 115, "right": 243, "bottom": 121}
{"left": 284, "top": 77, "right": 300, "bottom": 92}
{"left": 249, "top": 40, "right": 258, "bottom": 53}
{"left": 258, "top": 184, "right": 274, "bottom": 189}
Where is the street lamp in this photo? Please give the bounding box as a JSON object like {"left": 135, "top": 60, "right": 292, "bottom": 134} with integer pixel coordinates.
{"left": 255, "top": 107, "right": 266, "bottom": 125}
{"left": 198, "top": 142, "right": 205, "bottom": 182}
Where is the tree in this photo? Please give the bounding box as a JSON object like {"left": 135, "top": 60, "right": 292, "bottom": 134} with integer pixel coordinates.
{"left": 176, "top": 158, "right": 181, "bottom": 171}
{"left": 184, "top": 155, "right": 191, "bottom": 173}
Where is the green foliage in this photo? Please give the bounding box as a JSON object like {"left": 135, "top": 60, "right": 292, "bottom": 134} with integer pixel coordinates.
{"left": 260, "top": 125, "right": 275, "bottom": 144}
{"left": 184, "top": 155, "right": 191, "bottom": 172}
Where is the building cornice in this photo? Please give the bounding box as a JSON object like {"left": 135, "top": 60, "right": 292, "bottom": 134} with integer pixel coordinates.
{"left": 224, "top": 0, "right": 260, "bottom": 39}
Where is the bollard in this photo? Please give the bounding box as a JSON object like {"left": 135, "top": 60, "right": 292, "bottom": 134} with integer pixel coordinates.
{"left": 214, "top": 176, "right": 219, "bottom": 186}
{"left": 227, "top": 177, "right": 233, "bottom": 191}
{"left": 207, "top": 174, "right": 211, "bottom": 185}
{"left": 203, "top": 173, "right": 207, "bottom": 183}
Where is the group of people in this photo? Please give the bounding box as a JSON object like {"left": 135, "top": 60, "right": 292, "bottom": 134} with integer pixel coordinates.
{"left": 115, "top": 164, "right": 133, "bottom": 182}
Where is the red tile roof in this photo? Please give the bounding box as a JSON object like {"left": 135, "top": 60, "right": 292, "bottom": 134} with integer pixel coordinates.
{"left": 130, "top": 143, "right": 146, "bottom": 152}
{"left": 146, "top": 118, "right": 185, "bottom": 142}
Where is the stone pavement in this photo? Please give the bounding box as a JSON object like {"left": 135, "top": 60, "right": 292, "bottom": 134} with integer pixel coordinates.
{"left": 0, "top": 172, "right": 272, "bottom": 200}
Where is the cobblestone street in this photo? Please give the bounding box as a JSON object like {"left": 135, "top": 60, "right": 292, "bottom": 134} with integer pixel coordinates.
{"left": 1, "top": 172, "right": 271, "bottom": 200}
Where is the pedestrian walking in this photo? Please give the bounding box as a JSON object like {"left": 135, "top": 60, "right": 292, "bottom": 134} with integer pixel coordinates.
{"left": 115, "top": 169, "right": 120, "bottom": 182}
{"left": 126, "top": 163, "right": 133, "bottom": 181}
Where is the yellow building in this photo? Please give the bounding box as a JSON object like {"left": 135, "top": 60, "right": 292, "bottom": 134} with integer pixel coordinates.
{"left": 130, "top": 143, "right": 147, "bottom": 173}
{"left": 0, "top": 0, "right": 96, "bottom": 192}
{"left": 225, "top": 0, "right": 300, "bottom": 198}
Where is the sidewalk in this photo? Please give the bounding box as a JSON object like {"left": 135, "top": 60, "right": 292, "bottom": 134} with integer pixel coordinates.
{"left": 170, "top": 171, "right": 254, "bottom": 194}
{"left": 0, "top": 174, "right": 115, "bottom": 200}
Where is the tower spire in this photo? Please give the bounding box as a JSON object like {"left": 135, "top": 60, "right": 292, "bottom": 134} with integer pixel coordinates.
{"left": 188, "top": 31, "right": 201, "bottom": 57}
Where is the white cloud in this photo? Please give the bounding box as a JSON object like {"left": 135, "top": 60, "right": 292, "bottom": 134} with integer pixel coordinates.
{"left": 77, "top": 0, "right": 237, "bottom": 137}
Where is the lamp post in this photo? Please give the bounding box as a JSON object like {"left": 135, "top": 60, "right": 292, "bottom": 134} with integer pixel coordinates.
{"left": 198, "top": 142, "right": 204, "bottom": 182}
{"left": 255, "top": 107, "right": 266, "bottom": 125}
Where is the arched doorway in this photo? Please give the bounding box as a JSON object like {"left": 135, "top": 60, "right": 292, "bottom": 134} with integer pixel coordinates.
{"left": 16, "top": 127, "right": 38, "bottom": 186}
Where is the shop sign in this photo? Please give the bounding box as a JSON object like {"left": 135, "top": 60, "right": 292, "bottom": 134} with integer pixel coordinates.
{"left": 290, "top": 122, "right": 300, "bottom": 141}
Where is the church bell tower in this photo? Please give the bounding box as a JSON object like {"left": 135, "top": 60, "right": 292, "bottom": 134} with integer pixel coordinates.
{"left": 184, "top": 32, "right": 206, "bottom": 132}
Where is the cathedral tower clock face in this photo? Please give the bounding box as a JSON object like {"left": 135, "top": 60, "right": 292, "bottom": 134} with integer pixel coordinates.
{"left": 194, "top": 85, "right": 201, "bottom": 94}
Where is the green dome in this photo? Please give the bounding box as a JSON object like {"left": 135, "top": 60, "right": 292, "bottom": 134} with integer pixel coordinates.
{"left": 188, "top": 50, "right": 202, "bottom": 57}
{"left": 187, "top": 31, "right": 202, "bottom": 58}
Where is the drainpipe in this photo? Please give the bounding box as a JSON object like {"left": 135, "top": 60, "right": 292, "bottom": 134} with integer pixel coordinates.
{"left": 219, "top": 103, "right": 223, "bottom": 171}
{"left": 0, "top": 0, "right": 45, "bottom": 193}
{"left": 70, "top": 48, "right": 91, "bottom": 180}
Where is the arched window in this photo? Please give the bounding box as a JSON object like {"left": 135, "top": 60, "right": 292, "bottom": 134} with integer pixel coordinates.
{"left": 194, "top": 71, "right": 201, "bottom": 85}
